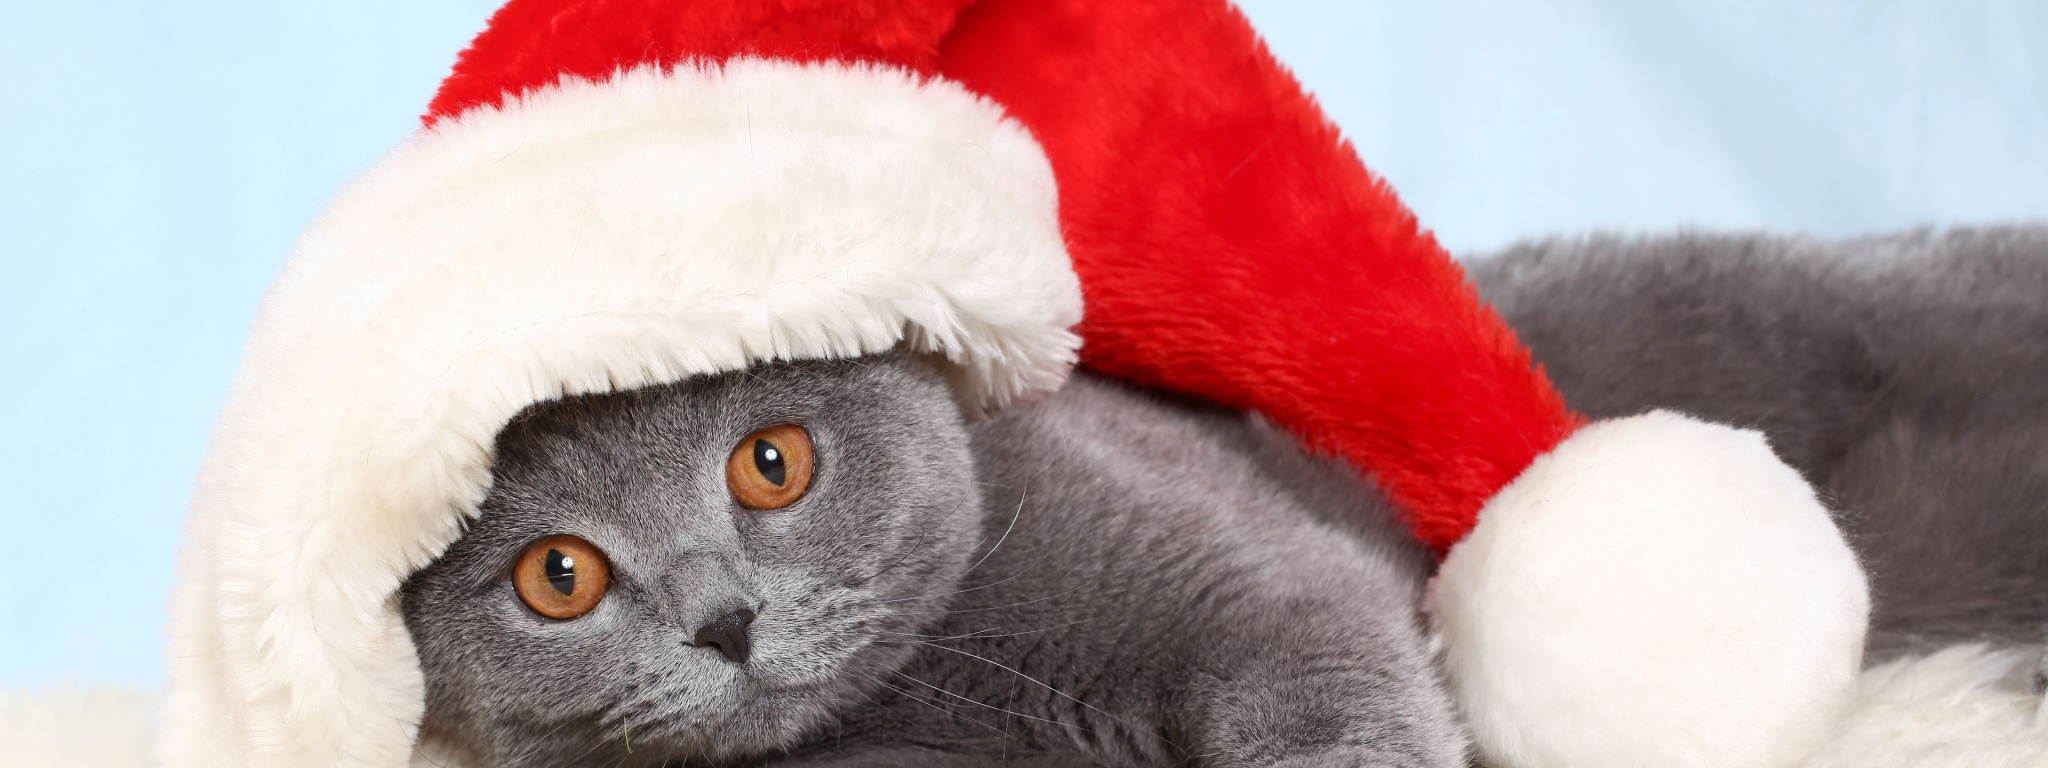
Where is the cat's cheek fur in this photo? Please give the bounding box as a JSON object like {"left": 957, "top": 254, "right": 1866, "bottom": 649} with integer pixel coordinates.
{"left": 1431, "top": 410, "right": 1870, "bottom": 768}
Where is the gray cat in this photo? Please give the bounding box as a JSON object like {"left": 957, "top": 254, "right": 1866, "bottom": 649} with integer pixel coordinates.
{"left": 1471, "top": 225, "right": 2048, "bottom": 658}
{"left": 402, "top": 225, "right": 2048, "bottom": 767}
{"left": 402, "top": 352, "right": 1463, "bottom": 767}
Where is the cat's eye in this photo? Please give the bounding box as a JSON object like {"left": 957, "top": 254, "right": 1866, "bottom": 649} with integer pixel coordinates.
{"left": 727, "top": 424, "right": 814, "bottom": 510}
{"left": 513, "top": 535, "right": 610, "bottom": 619}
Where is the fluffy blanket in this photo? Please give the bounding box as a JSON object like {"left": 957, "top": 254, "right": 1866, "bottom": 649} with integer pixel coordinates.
{"left": 10, "top": 646, "right": 2043, "bottom": 768}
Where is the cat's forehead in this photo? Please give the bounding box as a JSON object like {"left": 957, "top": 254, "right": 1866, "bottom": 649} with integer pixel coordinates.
{"left": 497, "top": 357, "right": 894, "bottom": 449}
{"left": 482, "top": 353, "right": 954, "bottom": 501}
{"left": 442, "top": 350, "right": 972, "bottom": 566}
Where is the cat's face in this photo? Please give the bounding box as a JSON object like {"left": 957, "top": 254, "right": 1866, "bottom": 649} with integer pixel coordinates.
{"left": 401, "top": 354, "right": 985, "bottom": 765}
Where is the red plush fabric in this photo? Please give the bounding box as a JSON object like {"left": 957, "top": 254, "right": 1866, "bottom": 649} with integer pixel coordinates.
{"left": 938, "top": 0, "right": 1581, "bottom": 552}
{"left": 426, "top": 0, "right": 972, "bottom": 124}
{"left": 424, "top": 0, "right": 1582, "bottom": 554}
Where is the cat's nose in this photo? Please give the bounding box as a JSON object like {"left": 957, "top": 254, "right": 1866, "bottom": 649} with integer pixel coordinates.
{"left": 691, "top": 607, "right": 756, "bottom": 664}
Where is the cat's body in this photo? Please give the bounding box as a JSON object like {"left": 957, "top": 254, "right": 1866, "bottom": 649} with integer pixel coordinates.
{"left": 1472, "top": 226, "right": 2048, "bottom": 657}
{"left": 789, "top": 372, "right": 1464, "bottom": 767}
{"left": 403, "top": 226, "right": 2048, "bottom": 767}
{"left": 404, "top": 356, "right": 1464, "bottom": 768}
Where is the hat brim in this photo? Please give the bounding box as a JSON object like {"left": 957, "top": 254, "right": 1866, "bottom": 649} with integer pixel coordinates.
{"left": 158, "top": 58, "right": 1080, "bottom": 766}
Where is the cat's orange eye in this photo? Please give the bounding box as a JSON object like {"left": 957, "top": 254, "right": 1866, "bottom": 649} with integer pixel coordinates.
{"left": 727, "top": 425, "right": 814, "bottom": 510}
{"left": 513, "top": 535, "right": 610, "bottom": 619}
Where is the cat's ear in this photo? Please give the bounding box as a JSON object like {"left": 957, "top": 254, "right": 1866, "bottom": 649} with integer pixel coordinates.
{"left": 927, "top": 352, "right": 1058, "bottom": 422}
{"left": 881, "top": 341, "right": 1036, "bottom": 423}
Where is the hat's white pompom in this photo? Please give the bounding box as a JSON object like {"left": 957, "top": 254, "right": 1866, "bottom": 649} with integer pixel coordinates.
{"left": 1431, "top": 410, "right": 1869, "bottom": 768}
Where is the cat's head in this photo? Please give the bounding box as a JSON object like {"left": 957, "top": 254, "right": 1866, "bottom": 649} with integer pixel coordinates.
{"left": 400, "top": 352, "right": 984, "bottom": 765}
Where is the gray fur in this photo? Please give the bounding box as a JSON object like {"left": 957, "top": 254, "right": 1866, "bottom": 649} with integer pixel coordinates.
{"left": 403, "top": 355, "right": 1465, "bottom": 767}
{"left": 403, "top": 357, "right": 988, "bottom": 765}
{"left": 1468, "top": 225, "right": 2048, "bottom": 658}
{"left": 404, "top": 224, "right": 2048, "bottom": 766}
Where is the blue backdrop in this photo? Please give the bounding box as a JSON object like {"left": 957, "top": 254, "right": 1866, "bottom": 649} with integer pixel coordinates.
{"left": 2, "top": 0, "right": 2043, "bottom": 688}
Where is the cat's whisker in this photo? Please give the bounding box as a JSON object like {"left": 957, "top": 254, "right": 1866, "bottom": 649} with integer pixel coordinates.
{"left": 872, "top": 528, "right": 1067, "bottom": 606}
{"left": 555, "top": 721, "right": 622, "bottom": 766}
{"left": 857, "top": 473, "right": 1027, "bottom": 595}
{"left": 843, "top": 483, "right": 995, "bottom": 593}
{"left": 413, "top": 353, "right": 1471, "bottom": 764}
{"left": 960, "top": 481, "right": 1028, "bottom": 579}
{"left": 876, "top": 582, "right": 1093, "bottom": 617}
{"left": 849, "top": 489, "right": 989, "bottom": 589}
{"left": 875, "top": 615, "right": 1100, "bottom": 642}
{"left": 850, "top": 516, "right": 933, "bottom": 587}
{"left": 874, "top": 628, "right": 997, "bottom": 640}
{"left": 902, "top": 639, "right": 1188, "bottom": 757}
{"left": 597, "top": 748, "right": 636, "bottom": 768}
{"left": 502, "top": 717, "right": 581, "bottom": 766}
{"left": 855, "top": 672, "right": 1011, "bottom": 738}
{"left": 888, "top": 668, "right": 1082, "bottom": 731}
{"left": 870, "top": 566, "right": 1035, "bottom": 604}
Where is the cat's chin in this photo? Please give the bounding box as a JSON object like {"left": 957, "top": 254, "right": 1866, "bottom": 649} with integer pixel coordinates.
{"left": 438, "top": 685, "right": 848, "bottom": 768}
{"left": 649, "top": 672, "right": 866, "bottom": 761}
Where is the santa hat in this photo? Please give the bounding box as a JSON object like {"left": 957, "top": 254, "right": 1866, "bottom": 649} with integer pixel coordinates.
{"left": 160, "top": 1, "right": 1869, "bottom": 766}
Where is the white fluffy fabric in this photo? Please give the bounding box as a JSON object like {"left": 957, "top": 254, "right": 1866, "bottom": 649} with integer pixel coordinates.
{"left": 156, "top": 59, "right": 1078, "bottom": 767}
{"left": 1, "top": 685, "right": 160, "bottom": 768}
{"left": 1432, "top": 411, "right": 1872, "bottom": 768}
{"left": 24, "top": 647, "right": 2041, "bottom": 767}
{"left": 1809, "top": 644, "right": 2048, "bottom": 768}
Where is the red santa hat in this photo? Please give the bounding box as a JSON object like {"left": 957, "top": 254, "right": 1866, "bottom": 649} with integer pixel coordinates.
{"left": 161, "top": 1, "right": 1870, "bottom": 766}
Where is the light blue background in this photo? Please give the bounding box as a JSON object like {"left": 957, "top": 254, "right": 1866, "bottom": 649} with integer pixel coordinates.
{"left": 2, "top": 1, "right": 2044, "bottom": 687}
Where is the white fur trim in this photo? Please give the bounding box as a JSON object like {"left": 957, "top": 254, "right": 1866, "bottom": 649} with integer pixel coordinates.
{"left": 39, "top": 646, "right": 2040, "bottom": 766}
{"left": 1806, "top": 644, "right": 2048, "bottom": 768}
{"left": 1432, "top": 411, "right": 1871, "bottom": 768}
{"left": 157, "top": 60, "right": 1077, "bottom": 766}
{"left": 2, "top": 686, "right": 160, "bottom": 768}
